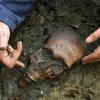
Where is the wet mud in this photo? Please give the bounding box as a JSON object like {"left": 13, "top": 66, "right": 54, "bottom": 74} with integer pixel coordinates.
{"left": 0, "top": 0, "right": 100, "bottom": 100}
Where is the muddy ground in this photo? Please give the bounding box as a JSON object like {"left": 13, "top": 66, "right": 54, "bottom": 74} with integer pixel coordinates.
{"left": 0, "top": 0, "right": 100, "bottom": 100}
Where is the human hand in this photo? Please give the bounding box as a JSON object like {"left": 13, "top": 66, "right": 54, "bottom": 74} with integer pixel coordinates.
{"left": 0, "top": 41, "right": 25, "bottom": 68}
{"left": 82, "top": 28, "right": 100, "bottom": 64}
{"left": 0, "top": 22, "right": 10, "bottom": 49}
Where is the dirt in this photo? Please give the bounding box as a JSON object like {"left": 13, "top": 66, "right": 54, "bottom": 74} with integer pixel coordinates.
{"left": 0, "top": 0, "right": 100, "bottom": 100}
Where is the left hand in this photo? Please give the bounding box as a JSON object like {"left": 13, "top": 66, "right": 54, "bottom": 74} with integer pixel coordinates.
{"left": 0, "top": 41, "right": 25, "bottom": 68}
{"left": 82, "top": 28, "right": 100, "bottom": 64}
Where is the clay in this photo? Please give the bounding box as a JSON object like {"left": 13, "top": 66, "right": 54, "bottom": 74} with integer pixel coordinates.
{"left": 26, "top": 29, "right": 86, "bottom": 81}
{"left": 45, "top": 29, "right": 86, "bottom": 67}
{"left": 26, "top": 49, "right": 65, "bottom": 81}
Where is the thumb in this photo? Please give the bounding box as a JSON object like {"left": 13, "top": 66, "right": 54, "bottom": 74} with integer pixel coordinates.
{"left": 86, "top": 28, "right": 100, "bottom": 43}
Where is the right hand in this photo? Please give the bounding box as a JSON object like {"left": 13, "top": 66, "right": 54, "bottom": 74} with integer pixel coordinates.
{"left": 82, "top": 28, "right": 100, "bottom": 64}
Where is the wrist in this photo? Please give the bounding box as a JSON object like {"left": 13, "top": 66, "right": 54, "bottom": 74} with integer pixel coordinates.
{"left": 0, "top": 22, "right": 10, "bottom": 49}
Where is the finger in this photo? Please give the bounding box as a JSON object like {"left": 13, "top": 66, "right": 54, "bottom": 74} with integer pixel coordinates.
{"left": 16, "top": 60, "right": 25, "bottom": 68}
{"left": 94, "top": 46, "right": 100, "bottom": 53}
{"left": 5, "top": 56, "right": 16, "bottom": 68}
{"left": 86, "top": 28, "right": 100, "bottom": 43}
{"left": 82, "top": 53, "right": 98, "bottom": 64}
{"left": 7, "top": 45, "right": 14, "bottom": 53}
{"left": 83, "top": 57, "right": 100, "bottom": 64}
{"left": 16, "top": 41, "right": 23, "bottom": 55}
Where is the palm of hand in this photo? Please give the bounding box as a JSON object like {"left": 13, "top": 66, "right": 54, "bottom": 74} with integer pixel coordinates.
{"left": 0, "top": 41, "right": 25, "bottom": 68}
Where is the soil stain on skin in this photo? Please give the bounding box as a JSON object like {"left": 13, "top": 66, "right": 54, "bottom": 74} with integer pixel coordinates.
{"left": 0, "top": 0, "right": 100, "bottom": 100}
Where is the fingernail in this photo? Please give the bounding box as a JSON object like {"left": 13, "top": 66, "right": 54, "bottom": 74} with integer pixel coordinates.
{"left": 23, "top": 65, "right": 25, "bottom": 68}
{"left": 22, "top": 65, "right": 25, "bottom": 68}
{"left": 82, "top": 58, "right": 86, "bottom": 64}
{"left": 86, "top": 38, "right": 90, "bottom": 43}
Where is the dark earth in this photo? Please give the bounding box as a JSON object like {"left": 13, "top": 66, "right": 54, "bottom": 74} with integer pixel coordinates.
{"left": 0, "top": 0, "right": 100, "bottom": 100}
